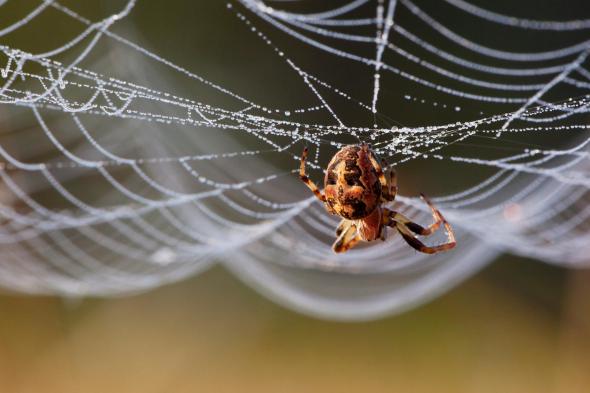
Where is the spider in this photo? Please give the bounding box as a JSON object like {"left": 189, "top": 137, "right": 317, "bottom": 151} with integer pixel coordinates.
{"left": 299, "top": 143, "right": 456, "bottom": 254}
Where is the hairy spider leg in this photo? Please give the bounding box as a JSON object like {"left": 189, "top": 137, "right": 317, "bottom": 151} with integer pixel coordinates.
{"left": 383, "top": 195, "right": 456, "bottom": 254}
{"left": 299, "top": 147, "right": 326, "bottom": 203}
{"left": 386, "top": 194, "right": 445, "bottom": 236}
{"left": 417, "top": 193, "right": 447, "bottom": 235}
{"left": 368, "top": 154, "right": 391, "bottom": 201}
{"left": 385, "top": 162, "right": 397, "bottom": 202}
{"left": 393, "top": 220, "right": 456, "bottom": 254}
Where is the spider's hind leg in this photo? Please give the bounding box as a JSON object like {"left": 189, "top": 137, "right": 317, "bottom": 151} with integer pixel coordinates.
{"left": 416, "top": 193, "right": 447, "bottom": 235}
{"left": 383, "top": 202, "right": 456, "bottom": 254}
{"left": 395, "top": 223, "right": 456, "bottom": 254}
{"left": 332, "top": 223, "right": 361, "bottom": 253}
{"left": 386, "top": 194, "right": 446, "bottom": 236}
{"left": 335, "top": 219, "right": 350, "bottom": 237}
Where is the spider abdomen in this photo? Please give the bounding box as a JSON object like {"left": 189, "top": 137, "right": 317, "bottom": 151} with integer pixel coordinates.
{"left": 323, "top": 145, "right": 382, "bottom": 220}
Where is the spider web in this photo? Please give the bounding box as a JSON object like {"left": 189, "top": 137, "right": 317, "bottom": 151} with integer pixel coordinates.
{"left": 0, "top": 0, "right": 589, "bottom": 319}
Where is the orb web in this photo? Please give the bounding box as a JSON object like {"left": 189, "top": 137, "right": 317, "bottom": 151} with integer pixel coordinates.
{"left": 0, "top": 0, "right": 589, "bottom": 319}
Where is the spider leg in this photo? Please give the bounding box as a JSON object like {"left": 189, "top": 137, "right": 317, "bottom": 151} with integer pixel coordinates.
{"left": 335, "top": 219, "right": 351, "bottom": 237}
{"left": 370, "top": 155, "right": 397, "bottom": 203}
{"left": 299, "top": 147, "right": 326, "bottom": 203}
{"left": 332, "top": 223, "right": 362, "bottom": 253}
{"left": 368, "top": 154, "right": 392, "bottom": 202}
{"left": 383, "top": 205, "right": 456, "bottom": 254}
{"left": 395, "top": 223, "right": 455, "bottom": 254}
{"left": 385, "top": 194, "right": 445, "bottom": 236}
{"left": 418, "top": 193, "right": 448, "bottom": 235}
{"left": 386, "top": 162, "right": 397, "bottom": 202}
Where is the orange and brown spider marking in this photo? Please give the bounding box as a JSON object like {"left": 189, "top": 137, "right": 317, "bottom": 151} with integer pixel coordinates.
{"left": 299, "top": 143, "right": 456, "bottom": 255}
{"left": 323, "top": 144, "right": 382, "bottom": 220}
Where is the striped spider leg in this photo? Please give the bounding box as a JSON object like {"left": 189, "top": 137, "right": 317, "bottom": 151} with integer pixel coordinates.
{"left": 384, "top": 194, "right": 456, "bottom": 254}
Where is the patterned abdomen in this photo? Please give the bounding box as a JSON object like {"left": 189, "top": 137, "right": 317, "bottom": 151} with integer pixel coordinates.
{"left": 323, "top": 145, "right": 382, "bottom": 219}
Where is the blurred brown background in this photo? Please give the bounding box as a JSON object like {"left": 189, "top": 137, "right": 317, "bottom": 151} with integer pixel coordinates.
{"left": 1, "top": 1, "right": 590, "bottom": 392}
{"left": 1, "top": 264, "right": 589, "bottom": 393}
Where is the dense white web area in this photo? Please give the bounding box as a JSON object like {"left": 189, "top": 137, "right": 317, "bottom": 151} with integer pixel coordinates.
{"left": 0, "top": 0, "right": 590, "bottom": 319}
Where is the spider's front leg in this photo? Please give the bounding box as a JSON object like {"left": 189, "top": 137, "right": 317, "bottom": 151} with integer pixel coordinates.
{"left": 299, "top": 147, "right": 326, "bottom": 203}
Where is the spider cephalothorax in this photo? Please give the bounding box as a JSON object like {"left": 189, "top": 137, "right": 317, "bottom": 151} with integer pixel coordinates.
{"left": 299, "top": 143, "right": 456, "bottom": 254}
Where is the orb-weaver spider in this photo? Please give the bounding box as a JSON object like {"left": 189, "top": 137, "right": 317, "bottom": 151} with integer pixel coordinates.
{"left": 299, "top": 143, "right": 456, "bottom": 254}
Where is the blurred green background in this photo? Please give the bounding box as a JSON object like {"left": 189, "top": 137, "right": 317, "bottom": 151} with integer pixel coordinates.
{"left": 1, "top": 1, "right": 590, "bottom": 392}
